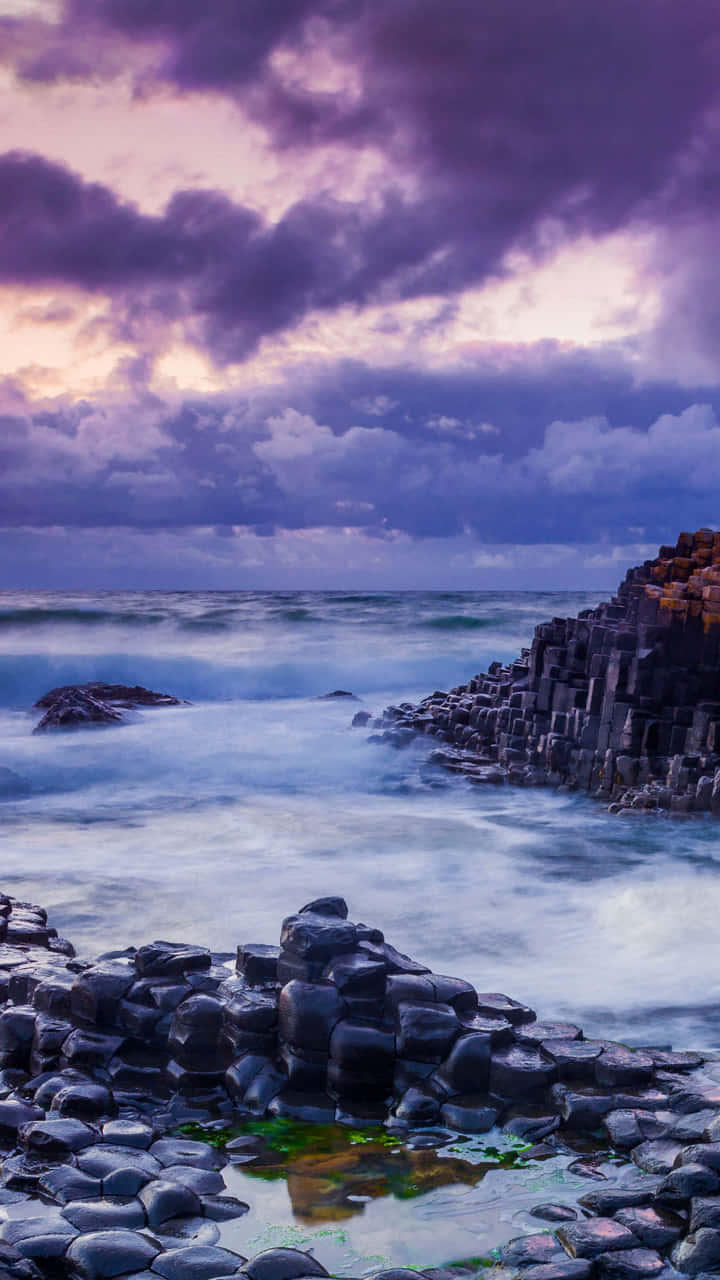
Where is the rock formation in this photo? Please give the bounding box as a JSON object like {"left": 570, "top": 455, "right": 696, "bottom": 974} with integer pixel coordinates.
{"left": 33, "top": 684, "right": 184, "bottom": 733}
{"left": 2, "top": 892, "right": 720, "bottom": 1277}
{"left": 378, "top": 529, "right": 720, "bottom": 814}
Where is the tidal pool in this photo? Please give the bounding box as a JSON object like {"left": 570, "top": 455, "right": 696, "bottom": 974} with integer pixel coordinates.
{"left": 178, "top": 1118, "right": 655, "bottom": 1276}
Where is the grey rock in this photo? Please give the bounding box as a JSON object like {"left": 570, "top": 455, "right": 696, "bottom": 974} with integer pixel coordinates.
{"left": 150, "top": 1245, "right": 246, "bottom": 1280}
{"left": 19, "top": 1117, "right": 99, "bottom": 1154}
{"left": 267, "top": 1090, "right": 336, "bottom": 1124}
{"left": 0, "top": 1101, "right": 42, "bottom": 1145}
{"left": 522, "top": 1264, "right": 591, "bottom": 1280}
{"left": 614, "top": 1207, "right": 685, "bottom": 1249}
{"left": 592, "top": 1249, "right": 666, "bottom": 1279}
{"left": 153, "top": 1218, "right": 220, "bottom": 1248}
{"left": 542, "top": 1041, "right": 605, "bottom": 1082}
{"left": 518, "top": 1022, "right": 582, "bottom": 1047}
{"left": 135, "top": 942, "right": 211, "bottom": 979}
{"left": 280, "top": 914, "right": 357, "bottom": 960}
{"left": 529, "top": 1205, "right": 579, "bottom": 1223}
{"left": 65, "top": 1228, "right": 162, "bottom": 1278}
{"left": 655, "top": 1164, "right": 720, "bottom": 1203}
{"left": 395, "top": 1003, "right": 459, "bottom": 1063}
{"left": 432, "top": 1032, "right": 491, "bottom": 1095}
{"left": 490, "top": 1045, "right": 557, "bottom": 1098}
{"left": 677, "top": 1142, "right": 720, "bottom": 1171}
{"left": 162, "top": 1166, "right": 225, "bottom": 1196}
{"left": 77, "top": 1146, "right": 162, "bottom": 1185}
{"left": 37, "top": 1166, "right": 103, "bottom": 1204}
{"left": 139, "top": 1179, "right": 202, "bottom": 1226}
{"left": 34, "top": 683, "right": 181, "bottom": 732}
{"left": 241, "top": 1248, "right": 329, "bottom": 1280}
{"left": 149, "top": 1139, "right": 223, "bottom": 1170}
{"left": 595, "top": 1048, "right": 655, "bottom": 1089}
{"left": 672, "top": 1228, "right": 720, "bottom": 1275}
{"left": 50, "top": 1083, "right": 116, "bottom": 1122}
{"left": 501, "top": 1233, "right": 565, "bottom": 1267}
{"left": 1, "top": 1211, "right": 77, "bottom": 1247}
{"left": 101, "top": 1121, "right": 155, "bottom": 1150}
{"left": 236, "top": 946, "right": 280, "bottom": 986}
{"left": 556, "top": 1220, "right": 640, "bottom": 1259}
{"left": 475, "top": 993, "right": 536, "bottom": 1024}
{"left": 200, "top": 1196, "right": 250, "bottom": 1222}
{"left": 393, "top": 1087, "right": 440, "bottom": 1127}
{"left": 690, "top": 1196, "right": 720, "bottom": 1232}
{"left": 277, "top": 982, "right": 346, "bottom": 1054}
{"left": 62, "top": 1199, "right": 147, "bottom": 1232}
{"left": 61, "top": 1030, "right": 125, "bottom": 1071}
{"left": 439, "top": 1096, "right": 500, "bottom": 1132}
{"left": 329, "top": 1020, "right": 394, "bottom": 1072}
{"left": 632, "top": 1141, "right": 685, "bottom": 1175}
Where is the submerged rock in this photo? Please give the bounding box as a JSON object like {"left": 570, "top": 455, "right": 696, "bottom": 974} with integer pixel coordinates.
{"left": 33, "top": 683, "right": 184, "bottom": 733}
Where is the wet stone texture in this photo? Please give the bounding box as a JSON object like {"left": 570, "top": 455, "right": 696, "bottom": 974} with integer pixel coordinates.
{"left": 0, "top": 891, "right": 717, "bottom": 1277}
{"left": 373, "top": 528, "right": 720, "bottom": 816}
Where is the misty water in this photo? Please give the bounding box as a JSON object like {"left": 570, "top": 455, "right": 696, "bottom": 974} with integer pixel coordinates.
{"left": 1, "top": 589, "right": 719, "bottom": 1053}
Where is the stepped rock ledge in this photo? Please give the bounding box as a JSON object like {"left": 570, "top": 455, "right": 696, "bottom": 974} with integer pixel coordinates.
{"left": 0, "top": 892, "right": 719, "bottom": 1278}
{"left": 377, "top": 529, "right": 720, "bottom": 815}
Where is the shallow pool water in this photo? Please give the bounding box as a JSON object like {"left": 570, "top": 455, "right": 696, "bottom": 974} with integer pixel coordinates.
{"left": 179, "top": 1119, "right": 652, "bottom": 1275}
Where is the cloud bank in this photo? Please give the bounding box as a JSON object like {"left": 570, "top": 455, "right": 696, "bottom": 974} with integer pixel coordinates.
{"left": 2, "top": 0, "right": 720, "bottom": 584}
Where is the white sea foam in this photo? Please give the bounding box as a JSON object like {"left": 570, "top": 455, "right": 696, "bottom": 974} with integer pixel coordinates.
{"left": 0, "top": 588, "right": 717, "bottom": 1049}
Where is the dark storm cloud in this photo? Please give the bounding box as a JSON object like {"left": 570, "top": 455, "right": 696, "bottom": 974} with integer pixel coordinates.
{"left": 0, "top": 151, "right": 611, "bottom": 364}
{"left": 0, "top": 152, "right": 438, "bottom": 359}
{"left": 4, "top": 0, "right": 720, "bottom": 579}
{"left": 51, "top": 0, "right": 720, "bottom": 216}
{"left": 61, "top": 0, "right": 350, "bottom": 90}
{"left": 6, "top": 0, "right": 720, "bottom": 346}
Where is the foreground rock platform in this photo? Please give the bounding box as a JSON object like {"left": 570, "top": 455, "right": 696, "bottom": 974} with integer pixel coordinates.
{"left": 1, "top": 892, "right": 718, "bottom": 1276}
{"left": 375, "top": 529, "right": 720, "bottom": 815}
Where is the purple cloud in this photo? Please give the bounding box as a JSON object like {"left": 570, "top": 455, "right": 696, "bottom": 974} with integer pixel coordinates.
{"left": 0, "top": 151, "right": 575, "bottom": 362}
{"left": 4, "top": 0, "right": 720, "bottom": 379}
{"left": 17, "top": 1, "right": 720, "bottom": 234}
{"left": 3, "top": 362, "right": 720, "bottom": 554}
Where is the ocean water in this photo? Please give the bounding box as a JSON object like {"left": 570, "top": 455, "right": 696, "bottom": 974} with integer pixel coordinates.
{"left": 1, "top": 588, "right": 718, "bottom": 1051}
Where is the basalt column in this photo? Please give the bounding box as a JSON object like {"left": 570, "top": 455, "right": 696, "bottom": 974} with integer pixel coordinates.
{"left": 379, "top": 529, "right": 720, "bottom": 813}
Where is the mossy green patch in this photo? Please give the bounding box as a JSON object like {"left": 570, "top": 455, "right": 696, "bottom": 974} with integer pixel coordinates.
{"left": 178, "top": 1116, "right": 398, "bottom": 1160}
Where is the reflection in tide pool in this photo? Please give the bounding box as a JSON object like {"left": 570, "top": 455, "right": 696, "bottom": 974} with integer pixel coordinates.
{"left": 177, "top": 1120, "right": 645, "bottom": 1275}
{"left": 0, "top": 589, "right": 719, "bottom": 1051}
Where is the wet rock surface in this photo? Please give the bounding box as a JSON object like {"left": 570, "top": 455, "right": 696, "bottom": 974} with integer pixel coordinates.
{"left": 372, "top": 528, "right": 720, "bottom": 816}
{"left": 0, "top": 891, "right": 717, "bottom": 1277}
{"left": 32, "top": 685, "right": 184, "bottom": 733}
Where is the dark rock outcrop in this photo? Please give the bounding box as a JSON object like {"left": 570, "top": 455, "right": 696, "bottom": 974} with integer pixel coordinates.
{"left": 1, "top": 890, "right": 718, "bottom": 1276}
{"left": 33, "top": 684, "right": 184, "bottom": 733}
{"left": 377, "top": 529, "right": 720, "bottom": 814}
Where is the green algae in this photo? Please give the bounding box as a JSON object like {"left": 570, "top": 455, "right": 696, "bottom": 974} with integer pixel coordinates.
{"left": 177, "top": 1117, "right": 536, "bottom": 1215}
{"left": 193, "top": 1117, "right": 623, "bottom": 1276}
{"left": 178, "top": 1117, "right": 531, "bottom": 1174}
{"left": 180, "top": 1117, "right": 398, "bottom": 1158}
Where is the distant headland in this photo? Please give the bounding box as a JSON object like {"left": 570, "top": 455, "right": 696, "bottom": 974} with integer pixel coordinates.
{"left": 377, "top": 529, "right": 720, "bottom": 815}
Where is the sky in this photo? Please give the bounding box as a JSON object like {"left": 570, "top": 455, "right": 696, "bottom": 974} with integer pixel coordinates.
{"left": 1, "top": 0, "right": 720, "bottom": 589}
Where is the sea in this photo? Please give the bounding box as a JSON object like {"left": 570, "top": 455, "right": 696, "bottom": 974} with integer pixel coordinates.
{"left": 1, "top": 588, "right": 718, "bottom": 1053}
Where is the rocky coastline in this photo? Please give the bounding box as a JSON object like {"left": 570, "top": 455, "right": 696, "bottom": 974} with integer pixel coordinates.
{"left": 374, "top": 530, "right": 720, "bottom": 816}
{"left": 1, "top": 893, "right": 719, "bottom": 1278}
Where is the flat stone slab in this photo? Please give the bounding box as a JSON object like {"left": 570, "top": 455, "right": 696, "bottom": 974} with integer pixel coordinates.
{"left": 555, "top": 1220, "right": 640, "bottom": 1259}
